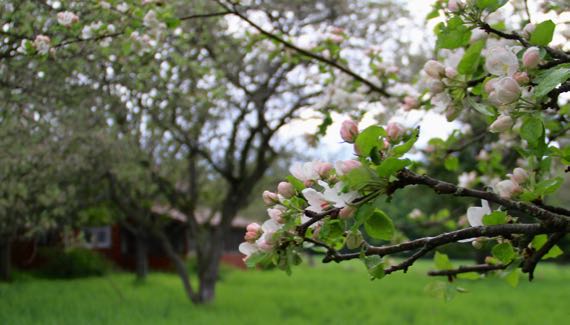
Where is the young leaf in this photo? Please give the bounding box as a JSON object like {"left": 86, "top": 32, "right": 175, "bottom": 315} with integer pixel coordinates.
{"left": 520, "top": 117, "right": 544, "bottom": 148}
{"left": 355, "top": 126, "right": 386, "bottom": 158}
{"left": 476, "top": 0, "right": 508, "bottom": 12}
{"left": 364, "top": 209, "right": 395, "bottom": 240}
{"left": 376, "top": 157, "right": 411, "bottom": 178}
{"left": 504, "top": 269, "right": 520, "bottom": 288}
{"left": 492, "top": 242, "right": 515, "bottom": 263}
{"left": 482, "top": 211, "right": 507, "bottom": 225}
{"left": 533, "top": 68, "right": 570, "bottom": 99}
{"left": 363, "top": 255, "right": 385, "bottom": 279}
{"left": 436, "top": 17, "right": 471, "bottom": 49}
{"left": 530, "top": 20, "right": 556, "bottom": 46}
{"left": 391, "top": 127, "right": 419, "bottom": 157}
{"left": 444, "top": 155, "right": 459, "bottom": 171}
{"left": 458, "top": 40, "right": 486, "bottom": 75}
{"left": 434, "top": 251, "right": 453, "bottom": 270}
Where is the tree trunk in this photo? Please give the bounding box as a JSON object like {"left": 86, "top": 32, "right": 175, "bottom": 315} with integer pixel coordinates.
{"left": 0, "top": 238, "right": 12, "bottom": 282}
{"left": 195, "top": 229, "right": 224, "bottom": 304}
{"left": 155, "top": 230, "right": 196, "bottom": 302}
{"left": 134, "top": 234, "right": 149, "bottom": 282}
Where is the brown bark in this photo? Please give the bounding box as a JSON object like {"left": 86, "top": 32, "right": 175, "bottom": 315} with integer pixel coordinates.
{"left": 156, "top": 230, "right": 196, "bottom": 302}
{"left": 195, "top": 228, "right": 224, "bottom": 304}
{"left": 134, "top": 233, "right": 149, "bottom": 282}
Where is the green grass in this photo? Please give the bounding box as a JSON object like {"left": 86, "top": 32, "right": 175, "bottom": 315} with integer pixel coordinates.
{"left": 1, "top": 260, "right": 570, "bottom": 324}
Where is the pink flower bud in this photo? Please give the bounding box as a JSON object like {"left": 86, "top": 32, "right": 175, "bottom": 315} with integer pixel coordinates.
{"left": 484, "top": 78, "right": 498, "bottom": 94}
{"left": 522, "top": 23, "right": 535, "bottom": 39}
{"left": 428, "top": 79, "right": 445, "bottom": 94}
{"left": 335, "top": 160, "right": 362, "bottom": 176}
{"left": 488, "top": 77, "right": 521, "bottom": 106}
{"left": 522, "top": 47, "right": 540, "bottom": 69}
{"left": 339, "top": 206, "right": 356, "bottom": 219}
{"left": 511, "top": 168, "right": 529, "bottom": 184}
{"left": 386, "top": 122, "right": 405, "bottom": 141}
{"left": 495, "top": 179, "right": 521, "bottom": 199}
{"left": 340, "top": 119, "right": 359, "bottom": 143}
{"left": 448, "top": 0, "right": 463, "bottom": 12}
{"left": 423, "top": 60, "right": 445, "bottom": 79}
{"left": 445, "top": 67, "right": 458, "bottom": 79}
{"left": 244, "top": 223, "right": 262, "bottom": 242}
{"left": 267, "top": 206, "right": 286, "bottom": 224}
{"left": 489, "top": 114, "right": 514, "bottom": 133}
{"left": 277, "top": 182, "right": 295, "bottom": 198}
{"left": 402, "top": 96, "right": 419, "bottom": 111}
{"left": 262, "top": 190, "right": 279, "bottom": 205}
{"left": 314, "top": 162, "right": 333, "bottom": 178}
{"left": 513, "top": 71, "right": 529, "bottom": 85}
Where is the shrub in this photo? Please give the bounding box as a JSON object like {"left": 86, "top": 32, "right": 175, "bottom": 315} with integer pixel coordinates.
{"left": 38, "top": 247, "right": 112, "bottom": 279}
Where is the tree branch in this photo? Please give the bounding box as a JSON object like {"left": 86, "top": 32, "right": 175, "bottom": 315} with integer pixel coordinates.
{"left": 521, "top": 231, "right": 566, "bottom": 281}
{"left": 427, "top": 263, "right": 507, "bottom": 277}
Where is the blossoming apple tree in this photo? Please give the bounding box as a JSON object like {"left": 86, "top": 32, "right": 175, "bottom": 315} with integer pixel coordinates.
{"left": 239, "top": 0, "right": 570, "bottom": 296}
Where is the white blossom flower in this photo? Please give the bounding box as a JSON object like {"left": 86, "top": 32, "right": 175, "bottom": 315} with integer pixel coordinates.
{"left": 57, "top": 11, "right": 79, "bottom": 27}
{"left": 484, "top": 46, "right": 519, "bottom": 76}
{"left": 33, "top": 35, "right": 51, "bottom": 55}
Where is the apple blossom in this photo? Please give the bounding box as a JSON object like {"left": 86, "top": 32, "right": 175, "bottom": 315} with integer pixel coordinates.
{"left": 489, "top": 114, "right": 514, "bottom": 133}
{"left": 484, "top": 46, "right": 519, "bottom": 76}
{"left": 445, "top": 67, "right": 458, "bottom": 79}
{"left": 238, "top": 242, "right": 260, "bottom": 261}
{"left": 277, "top": 182, "right": 295, "bottom": 198}
{"left": 513, "top": 71, "right": 529, "bottom": 85}
{"left": 522, "top": 47, "right": 540, "bottom": 69}
{"left": 289, "top": 161, "right": 322, "bottom": 185}
{"left": 386, "top": 122, "right": 405, "bottom": 141}
{"left": 423, "top": 60, "right": 445, "bottom": 79}
{"left": 488, "top": 77, "right": 521, "bottom": 106}
{"left": 339, "top": 205, "right": 356, "bottom": 219}
{"left": 57, "top": 11, "right": 79, "bottom": 27}
{"left": 458, "top": 171, "right": 477, "bottom": 188}
{"left": 340, "top": 119, "right": 359, "bottom": 143}
{"left": 33, "top": 35, "right": 51, "bottom": 55}
{"left": 448, "top": 0, "right": 464, "bottom": 12}
{"left": 267, "top": 205, "right": 286, "bottom": 223}
{"left": 262, "top": 190, "right": 279, "bottom": 205}
{"left": 402, "top": 96, "right": 419, "bottom": 111}
{"left": 302, "top": 181, "right": 359, "bottom": 213}
{"left": 427, "top": 79, "right": 445, "bottom": 94}
{"left": 314, "top": 162, "right": 333, "bottom": 178}
{"left": 510, "top": 168, "right": 529, "bottom": 184}
{"left": 116, "top": 2, "right": 129, "bottom": 13}
{"left": 467, "top": 200, "right": 491, "bottom": 227}
{"left": 495, "top": 179, "right": 521, "bottom": 198}
{"left": 335, "top": 160, "right": 362, "bottom": 176}
{"left": 244, "top": 223, "right": 262, "bottom": 242}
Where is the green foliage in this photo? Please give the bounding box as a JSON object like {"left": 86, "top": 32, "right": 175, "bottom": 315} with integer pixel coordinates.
{"left": 533, "top": 68, "right": 570, "bottom": 98}
{"left": 530, "top": 20, "right": 556, "bottom": 46}
{"left": 458, "top": 40, "right": 486, "bottom": 75}
{"left": 482, "top": 211, "right": 507, "bottom": 225}
{"left": 391, "top": 128, "right": 420, "bottom": 157}
{"left": 376, "top": 158, "right": 411, "bottom": 178}
{"left": 491, "top": 242, "right": 515, "bottom": 264}
{"left": 436, "top": 17, "right": 471, "bottom": 49}
{"left": 532, "top": 235, "right": 564, "bottom": 259}
{"left": 362, "top": 255, "right": 386, "bottom": 279}
{"left": 444, "top": 155, "right": 460, "bottom": 171}
{"left": 476, "top": 0, "right": 508, "bottom": 11}
{"left": 434, "top": 251, "right": 453, "bottom": 270}
{"left": 38, "top": 248, "right": 112, "bottom": 279}
{"left": 355, "top": 126, "right": 386, "bottom": 158}
{"left": 364, "top": 209, "right": 395, "bottom": 240}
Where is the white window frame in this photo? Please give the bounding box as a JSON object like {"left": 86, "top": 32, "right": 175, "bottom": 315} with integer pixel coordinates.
{"left": 83, "top": 226, "right": 112, "bottom": 249}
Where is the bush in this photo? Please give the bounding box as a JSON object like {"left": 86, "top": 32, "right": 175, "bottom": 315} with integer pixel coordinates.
{"left": 38, "top": 247, "right": 112, "bottom": 279}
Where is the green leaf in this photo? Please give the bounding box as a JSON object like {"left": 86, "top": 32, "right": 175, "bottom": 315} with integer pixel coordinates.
{"left": 483, "top": 211, "right": 507, "bottom": 225}
{"left": 466, "top": 96, "right": 496, "bottom": 116}
{"left": 391, "top": 127, "right": 419, "bottom": 157}
{"left": 434, "top": 251, "right": 453, "bottom": 270}
{"left": 535, "top": 177, "right": 564, "bottom": 196}
{"left": 425, "top": 280, "right": 456, "bottom": 302}
{"left": 504, "top": 269, "right": 520, "bottom": 288}
{"left": 364, "top": 209, "right": 395, "bottom": 240}
{"left": 492, "top": 242, "right": 515, "bottom": 263}
{"left": 345, "top": 230, "right": 364, "bottom": 250}
{"left": 532, "top": 234, "right": 564, "bottom": 259}
{"left": 245, "top": 252, "right": 269, "bottom": 268}
{"left": 286, "top": 175, "right": 305, "bottom": 192}
{"left": 520, "top": 117, "right": 544, "bottom": 148}
{"left": 444, "top": 155, "right": 459, "bottom": 171}
{"left": 377, "top": 158, "right": 411, "bottom": 178}
{"left": 457, "top": 272, "right": 481, "bottom": 280}
{"left": 533, "top": 68, "right": 570, "bottom": 98}
{"left": 363, "top": 255, "right": 385, "bottom": 279}
{"left": 458, "top": 40, "right": 486, "bottom": 75}
{"left": 355, "top": 126, "right": 386, "bottom": 158}
{"left": 436, "top": 17, "right": 471, "bottom": 49}
{"left": 530, "top": 20, "right": 556, "bottom": 46}
{"left": 476, "top": 0, "right": 508, "bottom": 11}
{"left": 344, "top": 166, "right": 379, "bottom": 191}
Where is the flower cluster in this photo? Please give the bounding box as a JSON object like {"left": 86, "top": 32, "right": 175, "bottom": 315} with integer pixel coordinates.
{"left": 57, "top": 11, "right": 79, "bottom": 27}
{"left": 495, "top": 167, "right": 529, "bottom": 199}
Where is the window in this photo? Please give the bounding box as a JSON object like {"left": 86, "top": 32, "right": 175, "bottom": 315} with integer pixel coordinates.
{"left": 83, "top": 226, "right": 112, "bottom": 249}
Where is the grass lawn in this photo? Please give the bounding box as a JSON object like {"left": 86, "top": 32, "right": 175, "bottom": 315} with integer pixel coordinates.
{"left": 1, "top": 260, "right": 570, "bottom": 324}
